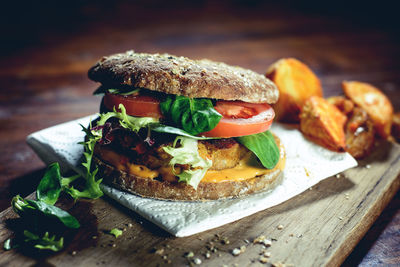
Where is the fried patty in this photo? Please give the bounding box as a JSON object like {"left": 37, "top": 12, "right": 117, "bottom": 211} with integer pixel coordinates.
{"left": 136, "top": 138, "right": 248, "bottom": 171}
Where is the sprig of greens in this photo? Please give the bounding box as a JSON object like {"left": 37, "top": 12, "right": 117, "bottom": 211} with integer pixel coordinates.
{"left": 12, "top": 195, "right": 80, "bottom": 229}
{"left": 61, "top": 125, "right": 103, "bottom": 199}
{"left": 97, "top": 104, "right": 158, "bottom": 132}
{"left": 4, "top": 117, "right": 108, "bottom": 252}
{"left": 6, "top": 192, "right": 79, "bottom": 252}
{"left": 23, "top": 230, "right": 64, "bottom": 252}
{"left": 5, "top": 162, "right": 84, "bottom": 252}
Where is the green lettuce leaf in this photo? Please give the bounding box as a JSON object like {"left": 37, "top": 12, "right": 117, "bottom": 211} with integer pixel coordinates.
{"left": 97, "top": 104, "right": 218, "bottom": 140}
{"left": 160, "top": 95, "right": 222, "bottom": 135}
{"left": 36, "top": 163, "right": 62, "bottom": 205}
{"left": 163, "top": 136, "right": 212, "bottom": 189}
{"left": 236, "top": 130, "right": 280, "bottom": 169}
{"left": 62, "top": 125, "right": 103, "bottom": 199}
{"left": 108, "top": 228, "right": 123, "bottom": 238}
{"left": 97, "top": 104, "right": 158, "bottom": 132}
{"left": 23, "top": 230, "right": 64, "bottom": 252}
{"left": 11, "top": 195, "right": 80, "bottom": 229}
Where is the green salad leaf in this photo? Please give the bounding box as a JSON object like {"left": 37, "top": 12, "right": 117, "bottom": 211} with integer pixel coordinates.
{"left": 163, "top": 136, "right": 212, "bottom": 189}
{"left": 108, "top": 228, "right": 123, "bottom": 238}
{"left": 12, "top": 195, "right": 80, "bottom": 229}
{"left": 97, "top": 104, "right": 218, "bottom": 140}
{"left": 160, "top": 95, "right": 222, "bottom": 135}
{"left": 36, "top": 163, "right": 62, "bottom": 205}
{"left": 23, "top": 230, "right": 64, "bottom": 252}
{"left": 62, "top": 125, "right": 103, "bottom": 199}
{"left": 236, "top": 130, "right": 280, "bottom": 169}
{"left": 97, "top": 104, "right": 158, "bottom": 132}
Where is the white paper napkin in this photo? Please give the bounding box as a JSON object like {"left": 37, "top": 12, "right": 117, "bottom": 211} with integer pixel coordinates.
{"left": 26, "top": 115, "right": 357, "bottom": 237}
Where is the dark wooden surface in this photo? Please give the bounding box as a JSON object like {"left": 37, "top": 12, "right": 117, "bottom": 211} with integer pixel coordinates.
{"left": 0, "top": 1, "right": 399, "bottom": 266}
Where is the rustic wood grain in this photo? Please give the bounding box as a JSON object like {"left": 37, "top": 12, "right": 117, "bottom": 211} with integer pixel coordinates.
{"left": 0, "top": 1, "right": 399, "bottom": 265}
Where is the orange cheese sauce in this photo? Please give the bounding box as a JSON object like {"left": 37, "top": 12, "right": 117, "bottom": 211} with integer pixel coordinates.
{"left": 201, "top": 153, "right": 268, "bottom": 182}
{"left": 97, "top": 148, "right": 159, "bottom": 179}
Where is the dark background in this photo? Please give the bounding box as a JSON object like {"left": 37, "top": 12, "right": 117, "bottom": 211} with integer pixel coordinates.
{"left": 0, "top": 0, "right": 399, "bottom": 265}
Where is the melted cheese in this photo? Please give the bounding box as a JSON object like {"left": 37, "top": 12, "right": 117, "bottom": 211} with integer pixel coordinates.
{"left": 96, "top": 143, "right": 285, "bottom": 183}
{"left": 98, "top": 148, "right": 159, "bottom": 179}
{"left": 201, "top": 152, "right": 284, "bottom": 182}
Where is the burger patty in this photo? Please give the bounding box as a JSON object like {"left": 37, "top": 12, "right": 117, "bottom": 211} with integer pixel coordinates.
{"left": 95, "top": 132, "right": 249, "bottom": 172}
{"left": 135, "top": 138, "right": 249, "bottom": 171}
{"left": 94, "top": 119, "right": 249, "bottom": 172}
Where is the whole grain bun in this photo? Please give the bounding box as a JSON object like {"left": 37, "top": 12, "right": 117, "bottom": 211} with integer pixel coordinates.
{"left": 88, "top": 51, "right": 279, "bottom": 104}
{"left": 94, "top": 135, "right": 285, "bottom": 201}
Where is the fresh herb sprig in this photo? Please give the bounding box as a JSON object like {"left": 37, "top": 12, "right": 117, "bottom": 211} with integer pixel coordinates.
{"left": 61, "top": 125, "right": 103, "bottom": 199}
{"left": 4, "top": 124, "right": 105, "bottom": 253}
{"left": 4, "top": 163, "right": 81, "bottom": 252}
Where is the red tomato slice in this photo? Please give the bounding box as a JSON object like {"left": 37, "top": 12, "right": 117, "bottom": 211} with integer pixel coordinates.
{"left": 104, "top": 94, "right": 274, "bottom": 138}
{"left": 103, "top": 92, "right": 162, "bottom": 118}
{"left": 202, "top": 101, "right": 275, "bottom": 138}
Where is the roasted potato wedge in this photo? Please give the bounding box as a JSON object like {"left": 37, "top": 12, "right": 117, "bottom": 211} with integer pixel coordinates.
{"left": 327, "top": 96, "right": 354, "bottom": 115}
{"left": 342, "top": 81, "right": 393, "bottom": 139}
{"left": 345, "top": 107, "right": 375, "bottom": 159}
{"left": 300, "top": 96, "right": 347, "bottom": 152}
{"left": 392, "top": 112, "right": 400, "bottom": 143}
{"left": 266, "top": 58, "right": 323, "bottom": 123}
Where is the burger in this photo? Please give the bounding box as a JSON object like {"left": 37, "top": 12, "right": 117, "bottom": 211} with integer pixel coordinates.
{"left": 86, "top": 51, "right": 285, "bottom": 200}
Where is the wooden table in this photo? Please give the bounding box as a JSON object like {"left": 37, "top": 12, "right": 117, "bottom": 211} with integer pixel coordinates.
{"left": 1, "top": 1, "right": 399, "bottom": 266}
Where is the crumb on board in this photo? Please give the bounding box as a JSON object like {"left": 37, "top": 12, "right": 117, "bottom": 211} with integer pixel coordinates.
{"left": 193, "top": 258, "right": 202, "bottom": 265}
{"left": 259, "top": 256, "right": 269, "bottom": 264}
{"left": 253, "top": 235, "right": 272, "bottom": 247}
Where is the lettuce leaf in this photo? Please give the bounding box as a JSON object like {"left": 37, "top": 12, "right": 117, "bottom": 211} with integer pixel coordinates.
{"left": 97, "top": 104, "right": 217, "bottom": 140}
{"left": 236, "top": 130, "right": 280, "bottom": 169}
{"left": 36, "top": 163, "right": 62, "bottom": 205}
{"left": 23, "top": 230, "right": 64, "bottom": 252}
{"left": 163, "top": 136, "right": 212, "bottom": 189}
{"left": 160, "top": 95, "right": 221, "bottom": 135}
{"left": 97, "top": 104, "right": 158, "bottom": 132}
{"left": 62, "top": 125, "right": 103, "bottom": 199}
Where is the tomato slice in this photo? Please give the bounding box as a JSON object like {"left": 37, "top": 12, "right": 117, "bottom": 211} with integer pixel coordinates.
{"left": 103, "top": 92, "right": 162, "bottom": 118}
{"left": 202, "top": 101, "right": 275, "bottom": 138}
{"left": 104, "top": 93, "right": 274, "bottom": 138}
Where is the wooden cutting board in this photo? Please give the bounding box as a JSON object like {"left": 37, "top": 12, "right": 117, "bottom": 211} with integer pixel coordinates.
{"left": 0, "top": 140, "right": 399, "bottom": 267}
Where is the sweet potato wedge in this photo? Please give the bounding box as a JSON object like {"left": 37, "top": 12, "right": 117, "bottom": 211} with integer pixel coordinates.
{"left": 392, "top": 112, "right": 400, "bottom": 143}
{"left": 327, "top": 96, "right": 354, "bottom": 115}
{"left": 342, "top": 81, "right": 393, "bottom": 139}
{"left": 266, "top": 58, "right": 323, "bottom": 123}
{"left": 345, "top": 107, "right": 375, "bottom": 159}
{"left": 300, "top": 96, "right": 347, "bottom": 152}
